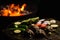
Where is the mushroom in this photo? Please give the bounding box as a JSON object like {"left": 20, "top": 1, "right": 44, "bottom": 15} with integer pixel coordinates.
{"left": 50, "top": 19, "right": 56, "bottom": 23}
{"left": 27, "top": 29, "right": 34, "bottom": 35}
{"left": 50, "top": 24, "right": 58, "bottom": 28}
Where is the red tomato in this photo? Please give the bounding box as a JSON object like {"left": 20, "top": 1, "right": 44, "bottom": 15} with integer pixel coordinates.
{"left": 40, "top": 24, "right": 47, "bottom": 28}
{"left": 36, "top": 23, "right": 41, "bottom": 27}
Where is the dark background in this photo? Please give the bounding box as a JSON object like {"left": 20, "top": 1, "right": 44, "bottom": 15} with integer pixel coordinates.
{"left": 0, "top": 0, "right": 59, "bottom": 40}
{"left": 0, "top": 0, "right": 59, "bottom": 19}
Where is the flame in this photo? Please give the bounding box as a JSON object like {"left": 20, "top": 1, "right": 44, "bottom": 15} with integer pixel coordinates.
{"left": 0, "top": 4, "right": 27, "bottom": 16}
{"left": 21, "top": 4, "right": 26, "bottom": 11}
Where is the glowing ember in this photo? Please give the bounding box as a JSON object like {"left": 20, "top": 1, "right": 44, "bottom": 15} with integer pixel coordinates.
{"left": 0, "top": 4, "right": 31, "bottom": 16}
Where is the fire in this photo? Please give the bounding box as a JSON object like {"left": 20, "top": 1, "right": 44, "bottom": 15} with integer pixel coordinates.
{"left": 0, "top": 4, "right": 27, "bottom": 16}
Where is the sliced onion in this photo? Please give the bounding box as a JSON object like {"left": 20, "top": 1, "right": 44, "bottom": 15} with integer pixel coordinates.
{"left": 44, "top": 21, "right": 50, "bottom": 25}
{"left": 14, "top": 29, "right": 21, "bottom": 33}
{"left": 39, "top": 19, "right": 45, "bottom": 21}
